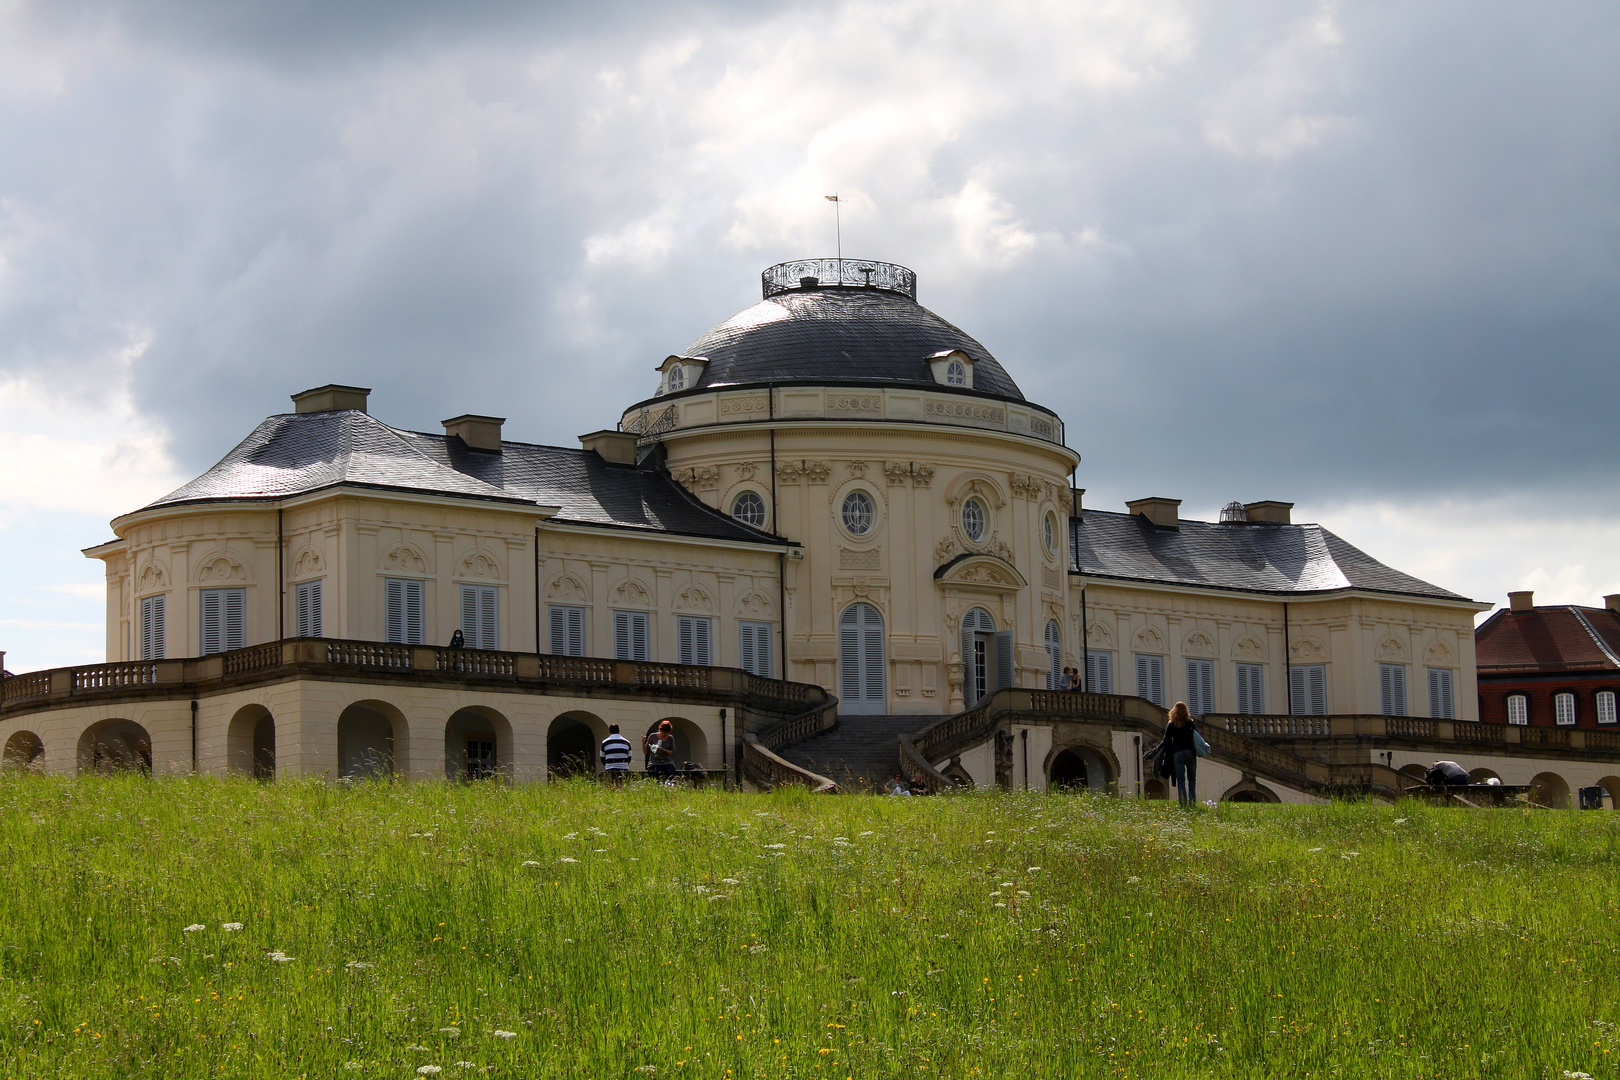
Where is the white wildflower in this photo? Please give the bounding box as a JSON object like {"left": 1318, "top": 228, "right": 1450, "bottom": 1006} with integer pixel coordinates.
{"left": 634, "top": 1067, "right": 657, "bottom": 1076}
{"left": 266, "top": 950, "right": 294, "bottom": 962}
{"left": 492, "top": 1030, "right": 517, "bottom": 1040}
{"left": 1017, "top": 891, "right": 1031, "bottom": 898}
{"left": 562, "top": 832, "right": 579, "bottom": 840}
{"left": 1307, "top": 847, "right": 1323, "bottom": 853}
{"left": 342, "top": 1062, "right": 364, "bottom": 1071}
{"left": 418, "top": 1067, "right": 443, "bottom": 1076}
{"left": 995, "top": 902, "right": 1007, "bottom": 908}
{"left": 438, "top": 1027, "right": 461, "bottom": 1037}
{"left": 183, "top": 924, "right": 206, "bottom": 933}
{"left": 453, "top": 1064, "right": 475, "bottom": 1070}
{"left": 558, "top": 857, "right": 580, "bottom": 864}
{"left": 998, "top": 882, "right": 1014, "bottom": 887}
{"left": 221, "top": 922, "right": 243, "bottom": 932}
{"left": 749, "top": 944, "right": 767, "bottom": 954}
{"left": 765, "top": 843, "right": 786, "bottom": 849}
{"left": 1027, "top": 866, "right": 1042, "bottom": 872}
{"left": 521, "top": 861, "right": 542, "bottom": 868}
{"left": 858, "top": 831, "right": 874, "bottom": 836}
{"left": 720, "top": 878, "right": 740, "bottom": 885}
{"left": 345, "top": 961, "right": 375, "bottom": 971}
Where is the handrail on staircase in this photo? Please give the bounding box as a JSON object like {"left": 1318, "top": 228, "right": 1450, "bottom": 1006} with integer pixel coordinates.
{"left": 741, "top": 694, "right": 841, "bottom": 793}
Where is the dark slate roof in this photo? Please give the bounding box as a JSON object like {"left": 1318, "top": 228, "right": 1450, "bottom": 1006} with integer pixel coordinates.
{"left": 1475, "top": 606, "right": 1620, "bottom": 674}
{"left": 135, "top": 410, "right": 782, "bottom": 544}
{"left": 1071, "top": 510, "right": 1471, "bottom": 601}
{"left": 679, "top": 288, "right": 1025, "bottom": 400}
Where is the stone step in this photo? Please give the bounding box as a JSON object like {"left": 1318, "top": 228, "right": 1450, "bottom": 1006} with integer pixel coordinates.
{"left": 780, "top": 715, "right": 943, "bottom": 792}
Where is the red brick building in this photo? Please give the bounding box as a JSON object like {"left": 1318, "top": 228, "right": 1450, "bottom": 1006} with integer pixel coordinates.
{"left": 1475, "top": 591, "right": 1620, "bottom": 729}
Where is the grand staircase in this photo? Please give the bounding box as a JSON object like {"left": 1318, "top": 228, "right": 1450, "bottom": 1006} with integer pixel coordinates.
{"left": 779, "top": 715, "right": 940, "bottom": 792}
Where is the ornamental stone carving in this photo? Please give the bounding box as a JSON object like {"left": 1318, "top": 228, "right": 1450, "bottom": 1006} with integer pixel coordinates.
{"left": 1425, "top": 639, "right": 1455, "bottom": 666}
{"left": 934, "top": 536, "right": 962, "bottom": 563}
{"left": 1183, "top": 629, "right": 1216, "bottom": 657}
{"left": 826, "top": 393, "right": 882, "bottom": 412}
{"left": 611, "top": 578, "right": 654, "bottom": 607}
{"left": 291, "top": 548, "right": 324, "bottom": 579}
{"left": 1009, "top": 474, "right": 1043, "bottom": 498}
{"left": 719, "top": 396, "right": 769, "bottom": 416}
{"left": 735, "top": 589, "right": 774, "bottom": 617}
{"left": 674, "top": 584, "right": 714, "bottom": 612}
{"left": 927, "top": 399, "right": 1005, "bottom": 424}
{"left": 803, "top": 460, "right": 831, "bottom": 483}
{"left": 735, "top": 461, "right": 757, "bottom": 480}
{"left": 1376, "top": 636, "right": 1407, "bottom": 662}
{"left": 383, "top": 544, "right": 429, "bottom": 574}
{"left": 1086, "top": 621, "right": 1115, "bottom": 648}
{"left": 912, "top": 465, "right": 934, "bottom": 487}
{"left": 840, "top": 547, "right": 881, "bottom": 569}
{"left": 195, "top": 555, "right": 246, "bottom": 583}
{"left": 1132, "top": 625, "right": 1166, "bottom": 652}
{"left": 884, "top": 463, "right": 910, "bottom": 486}
{"left": 460, "top": 552, "right": 503, "bottom": 579}
{"left": 776, "top": 461, "right": 802, "bottom": 484}
{"left": 1291, "top": 636, "right": 1329, "bottom": 661}
{"left": 547, "top": 572, "right": 591, "bottom": 603}
{"left": 137, "top": 563, "right": 168, "bottom": 591}
{"left": 846, "top": 460, "right": 868, "bottom": 479}
{"left": 1233, "top": 634, "right": 1265, "bottom": 660}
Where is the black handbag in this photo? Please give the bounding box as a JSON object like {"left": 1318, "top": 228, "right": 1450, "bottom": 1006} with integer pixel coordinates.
{"left": 1153, "top": 744, "right": 1172, "bottom": 780}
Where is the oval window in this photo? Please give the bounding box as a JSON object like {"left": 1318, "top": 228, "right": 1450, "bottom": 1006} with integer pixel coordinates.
{"left": 732, "top": 491, "right": 766, "bottom": 528}
{"left": 946, "top": 359, "right": 966, "bottom": 386}
{"left": 1043, "top": 512, "right": 1057, "bottom": 556}
{"left": 962, "top": 497, "right": 987, "bottom": 542}
{"left": 841, "top": 491, "right": 875, "bottom": 536}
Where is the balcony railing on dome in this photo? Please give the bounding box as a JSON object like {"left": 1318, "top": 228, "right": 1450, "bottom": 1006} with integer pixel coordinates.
{"left": 762, "top": 259, "right": 917, "bottom": 301}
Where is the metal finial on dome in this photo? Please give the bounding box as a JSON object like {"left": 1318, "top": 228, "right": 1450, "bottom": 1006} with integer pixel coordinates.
{"left": 762, "top": 259, "right": 916, "bottom": 301}
{"left": 1221, "top": 500, "right": 1248, "bottom": 524}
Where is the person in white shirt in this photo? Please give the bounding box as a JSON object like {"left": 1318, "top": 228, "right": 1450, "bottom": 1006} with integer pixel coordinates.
{"left": 600, "top": 724, "right": 633, "bottom": 787}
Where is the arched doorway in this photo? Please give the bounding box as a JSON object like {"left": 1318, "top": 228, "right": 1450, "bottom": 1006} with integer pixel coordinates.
{"left": 445, "top": 708, "right": 512, "bottom": 781}
{"left": 77, "top": 719, "right": 152, "bottom": 775}
{"left": 2, "top": 731, "right": 44, "bottom": 772}
{"left": 337, "top": 702, "right": 403, "bottom": 779}
{"left": 1222, "top": 782, "right": 1280, "bottom": 803}
{"left": 1468, "top": 767, "right": 1502, "bottom": 784}
{"left": 1047, "top": 743, "right": 1111, "bottom": 792}
{"left": 1143, "top": 778, "right": 1169, "bottom": 800}
{"left": 1530, "top": 772, "right": 1571, "bottom": 809}
{"left": 1596, "top": 776, "right": 1620, "bottom": 810}
{"left": 547, "top": 714, "right": 599, "bottom": 778}
{"left": 960, "top": 607, "right": 996, "bottom": 707}
{"left": 643, "top": 717, "right": 709, "bottom": 772}
{"left": 839, "top": 602, "right": 886, "bottom": 715}
{"left": 227, "top": 705, "right": 276, "bottom": 779}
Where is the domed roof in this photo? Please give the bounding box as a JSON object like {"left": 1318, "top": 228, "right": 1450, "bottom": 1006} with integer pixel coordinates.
{"left": 679, "top": 262, "right": 1025, "bottom": 401}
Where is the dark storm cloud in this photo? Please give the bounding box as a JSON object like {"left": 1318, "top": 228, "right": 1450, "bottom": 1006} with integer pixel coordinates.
{"left": 1, "top": 0, "right": 1617, "bottom": 517}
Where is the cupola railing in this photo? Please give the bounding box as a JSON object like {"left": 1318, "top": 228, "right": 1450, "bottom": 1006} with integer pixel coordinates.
{"left": 762, "top": 259, "right": 916, "bottom": 301}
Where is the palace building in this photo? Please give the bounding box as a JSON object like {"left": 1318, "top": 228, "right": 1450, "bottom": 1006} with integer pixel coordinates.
{"left": 4, "top": 258, "right": 1617, "bottom": 805}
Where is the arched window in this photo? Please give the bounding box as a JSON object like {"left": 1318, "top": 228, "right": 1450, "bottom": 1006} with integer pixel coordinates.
{"left": 838, "top": 603, "right": 886, "bottom": 714}
{"left": 1555, "top": 692, "right": 1577, "bottom": 726}
{"left": 961, "top": 607, "right": 1004, "bottom": 706}
{"left": 961, "top": 498, "right": 987, "bottom": 542}
{"left": 1045, "top": 620, "right": 1063, "bottom": 690}
{"left": 1505, "top": 693, "right": 1528, "bottom": 725}
{"left": 841, "top": 491, "right": 874, "bottom": 535}
{"left": 666, "top": 365, "right": 686, "bottom": 393}
{"left": 945, "top": 359, "right": 966, "bottom": 386}
{"left": 731, "top": 491, "right": 766, "bottom": 528}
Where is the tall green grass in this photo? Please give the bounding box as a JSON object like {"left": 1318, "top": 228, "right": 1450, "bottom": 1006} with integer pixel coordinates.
{"left": 0, "top": 776, "right": 1614, "bottom": 1078}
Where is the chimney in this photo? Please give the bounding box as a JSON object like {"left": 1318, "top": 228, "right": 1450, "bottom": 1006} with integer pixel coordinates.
{"left": 1508, "top": 590, "right": 1534, "bottom": 613}
{"left": 1072, "top": 487, "right": 1085, "bottom": 520}
{"left": 291, "top": 384, "right": 370, "bottom": 414}
{"left": 1606, "top": 594, "right": 1620, "bottom": 614}
{"left": 1125, "top": 496, "right": 1181, "bottom": 529}
{"left": 1243, "top": 500, "right": 1293, "bottom": 525}
{"left": 442, "top": 414, "right": 505, "bottom": 452}
{"left": 580, "top": 429, "right": 638, "bottom": 465}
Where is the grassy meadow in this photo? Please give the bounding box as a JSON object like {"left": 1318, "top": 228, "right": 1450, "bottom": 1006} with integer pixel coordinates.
{"left": 0, "top": 777, "right": 1615, "bottom": 1079}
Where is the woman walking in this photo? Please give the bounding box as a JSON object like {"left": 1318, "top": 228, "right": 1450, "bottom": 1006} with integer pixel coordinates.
{"left": 1152, "top": 702, "right": 1201, "bottom": 807}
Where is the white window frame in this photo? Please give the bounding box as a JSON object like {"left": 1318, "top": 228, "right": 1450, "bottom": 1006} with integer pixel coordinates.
{"left": 1379, "top": 663, "right": 1407, "bottom": 717}
{"left": 1135, "top": 653, "right": 1165, "bottom": 708}
{"left": 613, "top": 610, "right": 650, "bottom": 662}
{"left": 1505, "top": 693, "right": 1528, "bottom": 726}
{"left": 1555, "top": 691, "right": 1577, "bottom": 726}
{"left": 731, "top": 491, "right": 767, "bottom": 529}
{"left": 1289, "top": 664, "right": 1327, "bottom": 715}
{"left": 459, "top": 584, "right": 499, "bottom": 651}
{"left": 841, "top": 491, "right": 874, "bottom": 536}
{"left": 1185, "top": 658, "right": 1215, "bottom": 716}
{"left": 295, "top": 579, "right": 323, "bottom": 639}
{"left": 200, "top": 587, "right": 247, "bottom": 656}
{"left": 1597, "top": 690, "right": 1617, "bottom": 725}
{"left": 739, "top": 620, "right": 773, "bottom": 678}
{"left": 666, "top": 365, "right": 686, "bottom": 393}
{"left": 1235, "top": 662, "right": 1266, "bottom": 715}
{"left": 961, "top": 498, "right": 987, "bottom": 542}
{"left": 548, "top": 605, "right": 586, "bottom": 657}
{"left": 677, "top": 615, "right": 713, "bottom": 667}
{"left": 385, "top": 578, "right": 425, "bottom": 645}
{"left": 1427, "top": 667, "right": 1455, "bottom": 719}
{"left": 1084, "top": 650, "right": 1113, "bottom": 695}
{"left": 139, "top": 594, "right": 166, "bottom": 661}
{"left": 945, "top": 359, "right": 967, "bottom": 386}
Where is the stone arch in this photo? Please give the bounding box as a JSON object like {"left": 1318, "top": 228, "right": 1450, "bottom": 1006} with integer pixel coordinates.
{"left": 548, "top": 712, "right": 605, "bottom": 778}
{"left": 644, "top": 717, "right": 710, "bottom": 771}
{"left": 2, "top": 731, "right": 44, "bottom": 772}
{"left": 1221, "top": 780, "right": 1280, "bottom": 803}
{"left": 445, "top": 706, "right": 514, "bottom": 781}
{"left": 1468, "top": 766, "right": 1502, "bottom": 784}
{"left": 1143, "top": 777, "right": 1169, "bottom": 800}
{"left": 337, "top": 700, "right": 409, "bottom": 779}
{"left": 77, "top": 719, "right": 153, "bottom": 775}
{"left": 1046, "top": 742, "right": 1113, "bottom": 793}
{"left": 1596, "top": 776, "right": 1620, "bottom": 810}
{"left": 545, "top": 570, "right": 591, "bottom": 604}
{"left": 1399, "top": 763, "right": 1429, "bottom": 787}
{"left": 1529, "top": 771, "right": 1571, "bottom": 809}
{"left": 226, "top": 704, "right": 276, "bottom": 779}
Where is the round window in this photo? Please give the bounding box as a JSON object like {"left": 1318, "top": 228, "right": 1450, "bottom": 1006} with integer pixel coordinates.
{"left": 841, "top": 491, "right": 875, "bottom": 536}
{"left": 946, "top": 359, "right": 966, "bottom": 386}
{"left": 732, "top": 490, "right": 766, "bottom": 528}
{"left": 666, "top": 365, "right": 685, "bottom": 392}
{"left": 962, "top": 497, "right": 987, "bottom": 542}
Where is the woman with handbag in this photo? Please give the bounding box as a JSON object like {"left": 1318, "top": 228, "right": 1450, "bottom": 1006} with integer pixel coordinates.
{"left": 1152, "top": 702, "right": 1206, "bottom": 807}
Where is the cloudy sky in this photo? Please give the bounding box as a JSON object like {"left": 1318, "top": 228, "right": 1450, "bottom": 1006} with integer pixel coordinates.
{"left": 2, "top": 0, "right": 1617, "bottom": 672}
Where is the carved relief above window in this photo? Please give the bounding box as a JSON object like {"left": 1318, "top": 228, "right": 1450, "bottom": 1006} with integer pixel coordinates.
{"left": 734, "top": 460, "right": 757, "bottom": 480}
{"left": 611, "top": 578, "right": 653, "bottom": 607}
{"left": 840, "top": 547, "right": 881, "bottom": 569}
{"left": 1183, "top": 629, "right": 1216, "bottom": 657}
{"left": 846, "top": 460, "right": 868, "bottom": 479}
{"left": 674, "top": 583, "right": 714, "bottom": 612}
{"left": 1425, "top": 639, "right": 1455, "bottom": 666}
{"left": 1291, "top": 636, "right": 1329, "bottom": 662}
{"left": 735, "top": 589, "right": 775, "bottom": 618}
{"left": 1233, "top": 634, "right": 1265, "bottom": 660}
{"left": 195, "top": 555, "right": 246, "bottom": 583}
{"left": 1132, "top": 625, "right": 1166, "bottom": 652}
{"left": 674, "top": 466, "right": 719, "bottom": 493}
{"left": 1376, "top": 636, "right": 1408, "bottom": 662}
{"left": 383, "top": 544, "right": 429, "bottom": 574}
{"left": 1085, "top": 620, "right": 1116, "bottom": 648}
{"left": 546, "top": 572, "right": 591, "bottom": 603}
{"left": 137, "top": 562, "right": 168, "bottom": 591}
{"left": 459, "top": 552, "right": 504, "bottom": 580}
{"left": 291, "top": 548, "right": 324, "bottom": 579}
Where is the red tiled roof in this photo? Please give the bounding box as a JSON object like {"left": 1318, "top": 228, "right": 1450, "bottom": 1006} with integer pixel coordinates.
{"left": 1476, "top": 606, "right": 1620, "bottom": 674}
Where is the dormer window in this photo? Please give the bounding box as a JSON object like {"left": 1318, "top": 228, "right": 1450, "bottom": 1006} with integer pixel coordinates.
{"left": 667, "top": 366, "right": 686, "bottom": 392}
{"left": 927, "top": 349, "right": 974, "bottom": 389}
{"left": 655, "top": 354, "right": 708, "bottom": 397}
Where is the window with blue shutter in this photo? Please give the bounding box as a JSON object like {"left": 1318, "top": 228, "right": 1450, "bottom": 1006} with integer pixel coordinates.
{"left": 677, "top": 615, "right": 712, "bottom": 666}
{"left": 1289, "top": 665, "right": 1327, "bottom": 715}
{"left": 200, "top": 588, "right": 246, "bottom": 655}
{"left": 1186, "top": 658, "right": 1214, "bottom": 716}
{"left": 1235, "top": 663, "right": 1266, "bottom": 715}
{"left": 140, "top": 595, "right": 166, "bottom": 660}
{"left": 295, "top": 580, "right": 322, "bottom": 638}
{"left": 1084, "top": 650, "right": 1113, "bottom": 694}
{"left": 1135, "top": 654, "right": 1165, "bottom": 707}
{"left": 613, "top": 611, "right": 649, "bottom": 661}
{"left": 739, "top": 621, "right": 772, "bottom": 678}
{"left": 1427, "top": 667, "right": 1455, "bottom": 719}
{"left": 385, "top": 579, "right": 424, "bottom": 644}
{"left": 459, "top": 585, "right": 498, "bottom": 650}
{"left": 549, "top": 605, "right": 585, "bottom": 656}
{"left": 1379, "top": 663, "right": 1407, "bottom": 717}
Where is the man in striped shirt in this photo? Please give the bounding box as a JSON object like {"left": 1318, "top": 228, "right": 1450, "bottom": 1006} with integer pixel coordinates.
{"left": 601, "top": 724, "right": 633, "bottom": 787}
